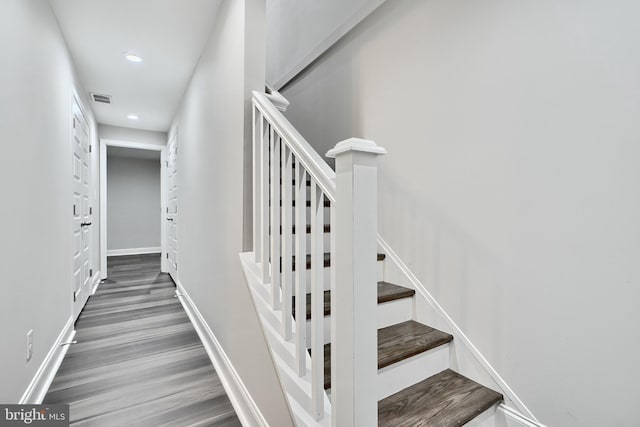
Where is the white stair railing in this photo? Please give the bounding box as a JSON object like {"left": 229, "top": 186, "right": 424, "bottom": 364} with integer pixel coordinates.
{"left": 252, "top": 90, "right": 386, "bottom": 425}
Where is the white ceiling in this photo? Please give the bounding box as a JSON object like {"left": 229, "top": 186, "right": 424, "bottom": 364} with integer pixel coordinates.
{"left": 49, "top": 0, "right": 221, "bottom": 132}
{"left": 107, "top": 146, "right": 161, "bottom": 161}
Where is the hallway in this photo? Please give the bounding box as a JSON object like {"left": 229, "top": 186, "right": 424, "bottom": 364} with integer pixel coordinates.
{"left": 44, "top": 255, "right": 241, "bottom": 426}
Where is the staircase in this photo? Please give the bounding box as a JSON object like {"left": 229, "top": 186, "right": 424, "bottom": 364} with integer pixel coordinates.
{"left": 241, "top": 88, "right": 509, "bottom": 426}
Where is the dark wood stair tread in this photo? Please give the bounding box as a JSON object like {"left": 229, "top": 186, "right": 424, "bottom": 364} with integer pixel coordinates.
{"left": 293, "top": 282, "right": 415, "bottom": 320}
{"left": 378, "top": 369, "right": 503, "bottom": 426}
{"left": 281, "top": 253, "right": 385, "bottom": 271}
{"left": 377, "top": 281, "right": 415, "bottom": 304}
{"left": 321, "top": 320, "right": 453, "bottom": 389}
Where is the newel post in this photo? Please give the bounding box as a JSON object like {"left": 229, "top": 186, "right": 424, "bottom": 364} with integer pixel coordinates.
{"left": 326, "top": 138, "right": 386, "bottom": 427}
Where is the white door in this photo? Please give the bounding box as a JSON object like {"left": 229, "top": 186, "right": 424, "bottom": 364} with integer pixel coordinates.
{"left": 72, "top": 98, "right": 92, "bottom": 319}
{"left": 166, "top": 135, "right": 178, "bottom": 280}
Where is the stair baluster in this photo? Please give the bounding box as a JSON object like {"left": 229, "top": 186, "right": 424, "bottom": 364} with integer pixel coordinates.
{"left": 281, "top": 146, "right": 294, "bottom": 340}
{"left": 294, "top": 165, "right": 308, "bottom": 376}
{"left": 269, "top": 130, "right": 282, "bottom": 309}
{"left": 253, "top": 91, "right": 385, "bottom": 425}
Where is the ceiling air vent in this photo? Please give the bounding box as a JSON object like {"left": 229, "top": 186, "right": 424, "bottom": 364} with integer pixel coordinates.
{"left": 91, "top": 93, "right": 112, "bottom": 104}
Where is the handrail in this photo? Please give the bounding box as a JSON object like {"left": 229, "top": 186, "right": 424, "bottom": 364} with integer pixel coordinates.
{"left": 264, "top": 84, "right": 290, "bottom": 112}
{"left": 252, "top": 91, "right": 336, "bottom": 202}
{"left": 252, "top": 89, "right": 385, "bottom": 424}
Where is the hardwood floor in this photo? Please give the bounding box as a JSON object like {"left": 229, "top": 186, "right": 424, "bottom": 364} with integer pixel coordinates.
{"left": 44, "top": 254, "right": 241, "bottom": 427}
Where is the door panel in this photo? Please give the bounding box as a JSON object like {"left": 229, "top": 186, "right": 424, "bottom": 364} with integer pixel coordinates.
{"left": 166, "top": 136, "right": 178, "bottom": 280}
{"left": 72, "top": 98, "right": 92, "bottom": 320}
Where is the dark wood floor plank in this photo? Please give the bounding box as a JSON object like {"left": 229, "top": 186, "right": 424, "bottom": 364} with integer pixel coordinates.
{"left": 378, "top": 369, "right": 503, "bottom": 426}
{"left": 44, "top": 254, "right": 240, "bottom": 426}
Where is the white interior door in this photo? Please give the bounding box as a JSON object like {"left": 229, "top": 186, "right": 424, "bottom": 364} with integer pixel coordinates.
{"left": 72, "top": 97, "right": 92, "bottom": 319}
{"left": 166, "top": 135, "right": 178, "bottom": 280}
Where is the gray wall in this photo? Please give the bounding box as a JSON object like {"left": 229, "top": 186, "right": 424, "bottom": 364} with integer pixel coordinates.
{"left": 107, "top": 152, "right": 161, "bottom": 252}
{"left": 170, "top": 0, "right": 293, "bottom": 424}
{"left": 266, "top": 0, "right": 385, "bottom": 88}
{"left": 0, "top": 0, "right": 98, "bottom": 402}
{"left": 276, "top": 0, "right": 640, "bottom": 425}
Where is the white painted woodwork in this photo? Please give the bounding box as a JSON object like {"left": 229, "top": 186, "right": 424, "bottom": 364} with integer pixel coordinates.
{"left": 160, "top": 147, "right": 167, "bottom": 273}
{"left": 19, "top": 317, "right": 76, "bottom": 404}
{"left": 281, "top": 146, "right": 294, "bottom": 340}
{"left": 326, "top": 138, "right": 386, "bottom": 427}
{"left": 252, "top": 92, "right": 391, "bottom": 425}
{"left": 260, "top": 120, "right": 270, "bottom": 284}
{"left": 269, "top": 130, "right": 282, "bottom": 310}
{"left": 303, "top": 296, "right": 412, "bottom": 348}
{"left": 376, "top": 298, "right": 412, "bottom": 329}
{"left": 310, "top": 183, "right": 325, "bottom": 420}
{"left": 99, "top": 139, "right": 166, "bottom": 280}
{"left": 377, "top": 344, "right": 449, "bottom": 401}
{"left": 71, "top": 95, "right": 92, "bottom": 320}
{"left": 175, "top": 279, "right": 272, "bottom": 427}
{"left": 253, "top": 92, "right": 336, "bottom": 202}
{"left": 166, "top": 134, "right": 178, "bottom": 281}
{"left": 249, "top": 89, "right": 546, "bottom": 427}
{"left": 295, "top": 165, "right": 308, "bottom": 376}
{"left": 106, "top": 247, "right": 161, "bottom": 257}
{"left": 265, "top": 85, "right": 290, "bottom": 112}
{"left": 378, "top": 236, "right": 538, "bottom": 420}
{"left": 240, "top": 253, "right": 332, "bottom": 426}
{"left": 253, "top": 108, "right": 261, "bottom": 262}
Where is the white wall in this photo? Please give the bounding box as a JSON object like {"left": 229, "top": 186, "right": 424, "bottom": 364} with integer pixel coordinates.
{"left": 170, "top": 0, "right": 293, "bottom": 425}
{"left": 266, "top": 0, "right": 386, "bottom": 88}
{"left": 0, "top": 0, "right": 97, "bottom": 402}
{"left": 98, "top": 124, "right": 167, "bottom": 147}
{"left": 278, "top": 0, "right": 640, "bottom": 425}
{"left": 106, "top": 153, "right": 161, "bottom": 252}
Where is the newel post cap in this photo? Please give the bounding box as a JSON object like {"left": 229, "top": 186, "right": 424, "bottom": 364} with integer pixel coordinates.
{"left": 326, "top": 138, "right": 387, "bottom": 158}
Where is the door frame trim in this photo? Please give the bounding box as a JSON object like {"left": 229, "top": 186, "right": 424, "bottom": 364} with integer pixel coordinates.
{"left": 99, "top": 139, "right": 167, "bottom": 280}
{"left": 71, "top": 89, "right": 91, "bottom": 320}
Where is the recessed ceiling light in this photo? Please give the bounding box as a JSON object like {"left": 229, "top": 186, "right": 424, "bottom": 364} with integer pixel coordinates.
{"left": 125, "top": 53, "right": 143, "bottom": 63}
{"left": 127, "top": 114, "right": 139, "bottom": 120}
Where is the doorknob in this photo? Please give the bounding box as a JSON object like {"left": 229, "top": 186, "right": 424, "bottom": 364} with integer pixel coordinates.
{"left": 81, "top": 222, "right": 92, "bottom": 227}
{"left": 167, "top": 218, "right": 174, "bottom": 222}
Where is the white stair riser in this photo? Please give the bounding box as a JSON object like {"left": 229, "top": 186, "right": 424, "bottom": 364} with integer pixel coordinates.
{"left": 377, "top": 298, "right": 412, "bottom": 329}
{"left": 274, "top": 205, "right": 331, "bottom": 223}
{"left": 377, "top": 344, "right": 450, "bottom": 401}
{"left": 304, "top": 296, "right": 412, "bottom": 347}
{"left": 279, "top": 233, "right": 331, "bottom": 252}
{"left": 464, "top": 404, "right": 501, "bottom": 427}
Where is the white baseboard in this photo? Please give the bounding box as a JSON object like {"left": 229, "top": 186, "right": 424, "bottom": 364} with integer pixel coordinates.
{"left": 498, "top": 404, "right": 546, "bottom": 427}
{"left": 377, "top": 236, "right": 544, "bottom": 425}
{"left": 91, "top": 271, "right": 101, "bottom": 295}
{"left": 19, "top": 317, "right": 76, "bottom": 404}
{"left": 175, "top": 280, "right": 269, "bottom": 427}
{"left": 107, "top": 247, "right": 161, "bottom": 257}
